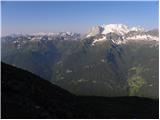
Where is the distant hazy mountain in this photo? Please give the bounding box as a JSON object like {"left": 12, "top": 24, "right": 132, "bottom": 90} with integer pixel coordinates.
{"left": 1, "top": 24, "right": 159, "bottom": 98}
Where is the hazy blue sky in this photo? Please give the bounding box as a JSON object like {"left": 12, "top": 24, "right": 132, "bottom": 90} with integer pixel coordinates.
{"left": 2, "top": 1, "right": 159, "bottom": 35}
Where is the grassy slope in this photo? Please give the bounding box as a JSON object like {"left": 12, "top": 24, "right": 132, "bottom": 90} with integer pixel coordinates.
{"left": 2, "top": 62, "right": 159, "bottom": 119}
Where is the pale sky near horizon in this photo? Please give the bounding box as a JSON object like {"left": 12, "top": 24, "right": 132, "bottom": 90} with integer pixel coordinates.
{"left": 1, "top": 1, "right": 159, "bottom": 35}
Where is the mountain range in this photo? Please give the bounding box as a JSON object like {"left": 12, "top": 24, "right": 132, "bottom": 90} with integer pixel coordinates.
{"left": 1, "top": 23, "right": 159, "bottom": 98}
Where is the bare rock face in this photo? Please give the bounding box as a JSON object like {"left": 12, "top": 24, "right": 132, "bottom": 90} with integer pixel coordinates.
{"left": 87, "top": 25, "right": 104, "bottom": 37}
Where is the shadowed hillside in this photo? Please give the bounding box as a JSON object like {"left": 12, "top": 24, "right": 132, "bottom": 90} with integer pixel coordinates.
{"left": 1, "top": 62, "right": 159, "bottom": 119}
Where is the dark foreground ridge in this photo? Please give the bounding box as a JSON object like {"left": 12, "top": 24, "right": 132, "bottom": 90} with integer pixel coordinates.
{"left": 2, "top": 62, "right": 159, "bottom": 119}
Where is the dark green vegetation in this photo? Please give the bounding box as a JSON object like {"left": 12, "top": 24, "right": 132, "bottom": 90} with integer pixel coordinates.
{"left": 2, "top": 62, "right": 159, "bottom": 119}
{"left": 1, "top": 35, "right": 159, "bottom": 98}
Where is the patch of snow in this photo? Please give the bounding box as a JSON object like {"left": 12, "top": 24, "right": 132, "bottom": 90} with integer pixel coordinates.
{"left": 86, "top": 34, "right": 91, "bottom": 38}
{"left": 111, "top": 39, "right": 125, "bottom": 45}
{"left": 92, "top": 35, "right": 107, "bottom": 45}
{"left": 13, "top": 40, "right": 19, "bottom": 44}
{"left": 30, "top": 36, "right": 43, "bottom": 41}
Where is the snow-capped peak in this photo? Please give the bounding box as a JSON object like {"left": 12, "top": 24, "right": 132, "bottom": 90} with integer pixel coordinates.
{"left": 87, "top": 24, "right": 158, "bottom": 46}
{"left": 32, "top": 32, "right": 77, "bottom": 37}
{"left": 87, "top": 24, "right": 145, "bottom": 37}
{"left": 32, "top": 32, "right": 58, "bottom": 36}
{"left": 28, "top": 32, "right": 81, "bottom": 41}
{"left": 101, "top": 24, "right": 130, "bottom": 35}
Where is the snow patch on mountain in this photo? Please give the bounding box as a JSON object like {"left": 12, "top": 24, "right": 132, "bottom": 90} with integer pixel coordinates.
{"left": 92, "top": 36, "right": 126, "bottom": 46}
{"left": 92, "top": 35, "right": 107, "bottom": 45}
